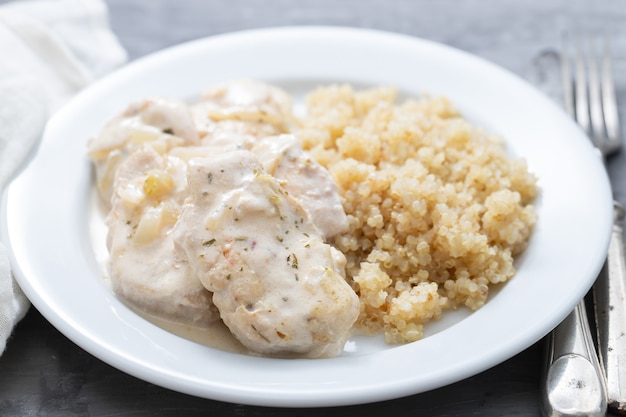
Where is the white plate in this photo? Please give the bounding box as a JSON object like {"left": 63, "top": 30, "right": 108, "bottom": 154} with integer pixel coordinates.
{"left": 1, "top": 27, "right": 613, "bottom": 407}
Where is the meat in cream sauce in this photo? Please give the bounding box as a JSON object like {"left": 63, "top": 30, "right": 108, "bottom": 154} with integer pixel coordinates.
{"left": 87, "top": 80, "right": 358, "bottom": 358}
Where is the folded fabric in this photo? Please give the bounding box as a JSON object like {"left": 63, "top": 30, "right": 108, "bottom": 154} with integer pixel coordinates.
{"left": 0, "top": 0, "right": 127, "bottom": 355}
{"left": 0, "top": 74, "right": 47, "bottom": 355}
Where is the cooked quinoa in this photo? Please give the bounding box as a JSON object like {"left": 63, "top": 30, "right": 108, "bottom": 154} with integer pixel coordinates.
{"left": 296, "top": 85, "right": 538, "bottom": 344}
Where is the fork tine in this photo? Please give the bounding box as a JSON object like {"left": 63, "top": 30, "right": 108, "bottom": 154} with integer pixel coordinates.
{"left": 575, "top": 36, "right": 591, "bottom": 137}
{"left": 563, "top": 33, "right": 622, "bottom": 156}
{"left": 588, "top": 35, "right": 606, "bottom": 143}
{"left": 561, "top": 33, "right": 575, "bottom": 118}
{"left": 601, "top": 34, "right": 622, "bottom": 153}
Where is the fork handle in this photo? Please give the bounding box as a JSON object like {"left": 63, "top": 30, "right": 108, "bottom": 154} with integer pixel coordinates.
{"left": 542, "top": 300, "right": 607, "bottom": 417}
{"left": 594, "top": 201, "right": 626, "bottom": 415}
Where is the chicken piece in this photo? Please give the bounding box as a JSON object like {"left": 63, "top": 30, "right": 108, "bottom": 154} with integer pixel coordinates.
{"left": 171, "top": 151, "right": 359, "bottom": 357}
{"left": 191, "top": 79, "right": 294, "bottom": 136}
{"left": 252, "top": 134, "right": 349, "bottom": 239}
{"left": 168, "top": 133, "right": 348, "bottom": 239}
{"left": 88, "top": 97, "right": 200, "bottom": 204}
{"left": 191, "top": 80, "right": 293, "bottom": 152}
{"left": 106, "top": 146, "right": 218, "bottom": 327}
{"left": 188, "top": 80, "right": 293, "bottom": 156}
{"left": 194, "top": 119, "right": 282, "bottom": 153}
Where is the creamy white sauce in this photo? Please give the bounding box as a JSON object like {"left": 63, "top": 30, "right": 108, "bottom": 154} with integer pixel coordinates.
{"left": 133, "top": 307, "right": 249, "bottom": 354}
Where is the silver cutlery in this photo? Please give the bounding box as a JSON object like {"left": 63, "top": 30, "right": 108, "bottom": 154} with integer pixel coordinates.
{"left": 567, "top": 34, "right": 626, "bottom": 415}
{"left": 542, "top": 300, "right": 606, "bottom": 417}
{"left": 542, "top": 32, "right": 625, "bottom": 417}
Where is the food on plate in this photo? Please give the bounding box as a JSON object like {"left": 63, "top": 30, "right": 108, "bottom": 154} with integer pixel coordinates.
{"left": 171, "top": 151, "right": 358, "bottom": 357}
{"left": 88, "top": 98, "right": 217, "bottom": 327}
{"left": 297, "top": 85, "right": 538, "bottom": 343}
{"left": 104, "top": 146, "right": 218, "bottom": 327}
{"left": 251, "top": 134, "right": 349, "bottom": 239}
{"left": 87, "top": 97, "right": 201, "bottom": 203}
{"left": 88, "top": 80, "right": 358, "bottom": 357}
{"left": 87, "top": 79, "right": 538, "bottom": 356}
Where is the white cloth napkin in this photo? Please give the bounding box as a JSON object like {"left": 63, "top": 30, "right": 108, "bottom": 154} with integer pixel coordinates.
{"left": 0, "top": 0, "right": 127, "bottom": 355}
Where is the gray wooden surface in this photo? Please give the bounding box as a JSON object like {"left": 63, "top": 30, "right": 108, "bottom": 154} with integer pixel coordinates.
{"left": 1, "top": 0, "right": 625, "bottom": 415}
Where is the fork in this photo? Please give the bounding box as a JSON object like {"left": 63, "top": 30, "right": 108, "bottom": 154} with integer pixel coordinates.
{"left": 569, "top": 34, "right": 626, "bottom": 415}
{"left": 542, "top": 33, "right": 626, "bottom": 417}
